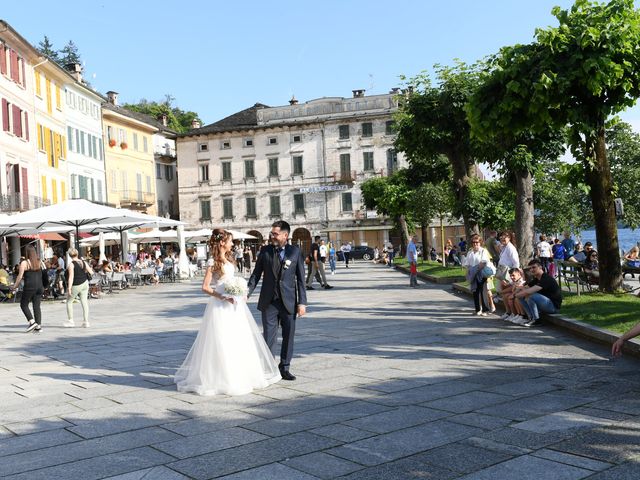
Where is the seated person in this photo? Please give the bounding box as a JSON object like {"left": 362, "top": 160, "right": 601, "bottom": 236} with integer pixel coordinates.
{"left": 430, "top": 247, "right": 438, "bottom": 262}
{"left": 624, "top": 246, "right": 640, "bottom": 267}
{"left": 500, "top": 268, "right": 528, "bottom": 325}
{"left": 515, "top": 259, "right": 562, "bottom": 327}
{"left": 568, "top": 241, "right": 593, "bottom": 264}
{"left": 100, "top": 260, "right": 113, "bottom": 274}
{"left": 0, "top": 264, "right": 11, "bottom": 300}
{"left": 447, "top": 246, "right": 461, "bottom": 266}
{"left": 583, "top": 250, "right": 600, "bottom": 280}
{"left": 123, "top": 262, "right": 132, "bottom": 271}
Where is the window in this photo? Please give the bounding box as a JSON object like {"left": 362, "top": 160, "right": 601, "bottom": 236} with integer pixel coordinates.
{"left": 292, "top": 134, "right": 301, "bottom": 143}
{"left": 270, "top": 195, "right": 281, "bottom": 216}
{"left": 246, "top": 197, "right": 256, "bottom": 217}
{"left": 363, "top": 152, "right": 374, "bottom": 171}
{"left": 165, "top": 165, "right": 174, "bottom": 181}
{"left": 268, "top": 136, "right": 277, "bottom": 145}
{"left": 221, "top": 161, "right": 232, "bottom": 181}
{"left": 244, "top": 159, "right": 255, "bottom": 179}
{"left": 293, "top": 193, "right": 305, "bottom": 214}
{"left": 133, "top": 133, "right": 139, "bottom": 151}
{"left": 268, "top": 157, "right": 279, "bottom": 177}
{"left": 67, "top": 126, "right": 74, "bottom": 152}
{"left": 97, "top": 180, "right": 103, "bottom": 202}
{"left": 200, "top": 198, "right": 211, "bottom": 220}
{"left": 385, "top": 120, "right": 395, "bottom": 135}
{"left": 340, "top": 153, "right": 351, "bottom": 177}
{"left": 223, "top": 198, "right": 233, "bottom": 219}
{"left": 341, "top": 192, "right": 353, "bottom": 212}
{"left": 110, "top": 170, "right": 117, "bottom": 191}
{"left": 198, "top": 143, "right": 208, "bottom": 152}
{"left": 107, "top": 126, "right": 113, "bottom": 142}
{"left": 292, "top": 155, "right": 303, "bottom": 175}
{"left": 221, "top": 140, "right": 231, "bottom": 149}
{"left": 92, "top": 136, "right": 98, "bottom": 159}
{"left": 143, "top": 136, "right": 148, "bottom": 153}
{"left": 386, "top": 149, "right": 398, "bottom": 174}
{"left": 156, "top": 163, "right": 162, "bottom": 179}
{"left": 158, "top": 199, "right": 164, "bottom": 216}
{"left": 199, "top": 163, "right": 209, "bottom": 182}
{"left": 362, "top": 122, "right": 373, "bottom": 137}
{"left": 244, "top": 138, "right": 253, "bottom": 147}
{"left": 339, "top": 125, "right": 350, "bottom": 140}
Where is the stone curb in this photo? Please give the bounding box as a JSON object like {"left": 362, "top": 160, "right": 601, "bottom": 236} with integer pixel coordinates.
{"left": 450, "top": 281, "right": 640, "bottom": 358}
{"left": 394, "top": 264, "right": 465, "bottom": 285}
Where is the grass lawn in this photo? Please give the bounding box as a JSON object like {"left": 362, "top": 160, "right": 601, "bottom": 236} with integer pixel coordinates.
{"left": 395, "top": 258, "right": 466, "bottom": 279}
{"left": 560, "top": 292, "right": 640, "bottom": 334}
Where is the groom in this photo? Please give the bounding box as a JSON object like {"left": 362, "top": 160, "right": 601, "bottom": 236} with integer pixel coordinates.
{"left": 248, "top": 220, "right": 307, "bottom": 380}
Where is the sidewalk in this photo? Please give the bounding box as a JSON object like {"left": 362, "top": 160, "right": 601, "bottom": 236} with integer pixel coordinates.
{"left": 1, "top": 263, "right": 639, "bottom": 479}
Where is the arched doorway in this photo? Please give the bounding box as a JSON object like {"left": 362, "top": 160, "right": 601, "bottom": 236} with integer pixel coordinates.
{"left": 292, "top": 227, "right": 312, "bottom": 257}
{"left": 246, "top": 230, "right": 263, "bottom": 258}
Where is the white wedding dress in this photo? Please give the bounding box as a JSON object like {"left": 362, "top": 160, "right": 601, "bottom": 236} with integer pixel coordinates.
{"left": 175, "top": 262, "right": 281, "bottom": 395}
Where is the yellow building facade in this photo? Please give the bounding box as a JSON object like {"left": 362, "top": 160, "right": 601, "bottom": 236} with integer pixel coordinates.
{"left": 34, "top": 61, "right": 68, "bottom": 204}
{"left": 102, "top": 93, "right": 158, "bottom": 215}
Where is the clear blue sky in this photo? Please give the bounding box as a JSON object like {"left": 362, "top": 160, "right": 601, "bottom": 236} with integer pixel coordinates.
{"left": 3, "top": 0, "right": 640, "bottom": 128}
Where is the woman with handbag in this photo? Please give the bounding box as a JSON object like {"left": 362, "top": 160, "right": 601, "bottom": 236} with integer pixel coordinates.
{"left": 64, "top": 248, "right": 94, "bottom": 328}
{"left": 11, "top": 245, "right": 46, "bottom": 333}
{"left": 463, "top": 235, "right": 495, "bottom": 316}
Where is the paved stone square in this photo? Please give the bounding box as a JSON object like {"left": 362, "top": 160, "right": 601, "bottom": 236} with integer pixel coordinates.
{"left": 1, "top": 262, "right": 639, "bottom": 479}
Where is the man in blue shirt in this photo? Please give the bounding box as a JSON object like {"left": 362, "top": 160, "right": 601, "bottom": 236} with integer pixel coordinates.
{"left": 561, "top": 232, "right": 576, "bottom": 260}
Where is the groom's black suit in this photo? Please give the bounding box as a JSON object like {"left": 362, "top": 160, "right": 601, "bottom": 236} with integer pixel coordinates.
{"left": 247, "top": 243, "right": 307, "bottom": 372}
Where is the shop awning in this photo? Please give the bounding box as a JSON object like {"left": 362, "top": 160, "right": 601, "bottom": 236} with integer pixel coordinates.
{"left": 20, "top": 233, "right": 67, "bottom": 241}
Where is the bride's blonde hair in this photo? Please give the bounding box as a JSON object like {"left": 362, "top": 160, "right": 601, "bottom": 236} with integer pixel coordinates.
{"left": 208, "top": 228, "right": 235, "bottom": 278}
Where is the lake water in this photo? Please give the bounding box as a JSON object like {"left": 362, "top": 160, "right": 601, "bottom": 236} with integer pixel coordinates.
{"left": 578, "top": 227, "right": 638, "bottom": 254}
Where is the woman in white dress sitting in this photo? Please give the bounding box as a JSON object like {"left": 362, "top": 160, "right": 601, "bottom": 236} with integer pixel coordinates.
{"left": 174, "top": 228, "right": 281, "bottom": 396}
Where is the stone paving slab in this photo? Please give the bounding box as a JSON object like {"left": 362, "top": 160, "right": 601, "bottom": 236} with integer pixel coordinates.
{"left": 1, "top": 263, "right": 640, "bottom": 479}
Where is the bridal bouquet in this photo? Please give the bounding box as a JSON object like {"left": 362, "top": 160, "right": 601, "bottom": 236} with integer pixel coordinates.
{"left": 224, "top": 276, "right": 248, "bottom": 299}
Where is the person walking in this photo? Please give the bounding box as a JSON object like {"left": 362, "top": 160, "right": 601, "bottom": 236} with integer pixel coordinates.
{"left": 234, "top": 243, "right": 244, "bottom": 273}
{"left": 385, "top": 241, "right": 395, "bottom": 267}
{"left": 64, "top": 248, "right": 94, "bottom": 328}
{"left": 11, "top": 245, "right": 46, "bottom": 333}
{"left": 341, "top": 242, "right": 352, "bottom": 268}
{"left": 248, "top": 220, "right": 307, "bottom": 380}
{"left": 328, "top": 242, "right": 337, "bottom": 274}
{"left": 407, "top": 235, "right": 419, "bottom": 287}
{"left": 306, "top": 236, "right": 332, "bottom": 290}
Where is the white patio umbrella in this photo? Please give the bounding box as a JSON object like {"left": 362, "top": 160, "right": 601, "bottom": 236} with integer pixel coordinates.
{"left": 184, "top": 228, "right": 212, "bottom": 243}
{"left": 79, "top": 231, "right": 126, "bottom": 247}
{"left": 128, "top": 228, "right": 178, "bottom": 243}
{"left": 226, "top": 229, "right": 257, "bottom": 240}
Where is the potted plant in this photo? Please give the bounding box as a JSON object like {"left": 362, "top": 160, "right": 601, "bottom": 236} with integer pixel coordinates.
{"left": 120, "top": 142, "right": 128, "bottom": 150}
{"left": 108, "top": 139, "right": 116, "bottom": 147}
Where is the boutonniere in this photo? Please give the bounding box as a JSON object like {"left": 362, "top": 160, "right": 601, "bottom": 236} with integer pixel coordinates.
{"left": 284, "top": 259, "right": 292, "bottom": 270}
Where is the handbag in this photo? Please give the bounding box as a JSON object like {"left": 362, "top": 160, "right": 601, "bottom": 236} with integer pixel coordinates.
{"left": 495, "top": 264, "right": 509, "bottom": 281}
{"left": 482, "top": 265, "right": 496, "bottom": 278}
{"left": 41, "top": 268, "right": 50, "bottom": 288}
{"left": 410, "top": 263, "right": 417, "bottom": 275}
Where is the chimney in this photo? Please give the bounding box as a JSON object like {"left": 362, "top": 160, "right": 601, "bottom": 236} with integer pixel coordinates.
{"left": 106, "top": 91, "right": 119, "bottom": 106}
{"left": 191, "top": 119, "right": 201, "bottom": 129}
{"left": 289, "top": 95, "right": 298, "bottom": 105}
{"left": 389, "top": 87, "right": 400, "bottom": 94}
{"left": 352, "top": 89, "right": 365, "bottom": 98}
{"left": 65, "top": 63, "right": 83, "bottom": 84}
{"left": 158, "top": 113, "right": 168, "bottom": 127}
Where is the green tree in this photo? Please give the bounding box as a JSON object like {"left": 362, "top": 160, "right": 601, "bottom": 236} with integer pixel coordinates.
{"left": 124, "top": 95, "right": 202, "bottom": 133}
{"left": 59, "top": 40, "right": 81, "bottom": 65}
{"left": 395, "top": 62, "right": 482, "bottom": 240}
{"left": 533, "top": 162, "right": 593, "bottom": 235}
{"left": 465, "top": 178, "right": 516, "bottom": 233}
{"left": 411, "top": 181, "right": 455, "bottom": 265}
{"left": 607, "top": 122, "right": 640, "bottom": 229}
{"left": 37, "top": 36, "right": 59, "bottom": 62}
{"left": 360, "top": 171, "right": 413, "bottom": 251}
{"left": 467, "top": 0, "right": 640, "bottom": 291}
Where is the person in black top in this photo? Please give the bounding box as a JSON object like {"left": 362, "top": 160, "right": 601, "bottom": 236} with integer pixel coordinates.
{"left": 64, "top": 248, "right": 94, "bottom": 328}
{"left": 11, "top": 245, "right": 45, "bottom": 333}
{"left": 515, "top": 259, "right": 562, "bottom": 327}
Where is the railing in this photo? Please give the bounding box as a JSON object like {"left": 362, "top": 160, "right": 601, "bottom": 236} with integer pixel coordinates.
{"left": 118, "top": 190, "right": 155, "bottom": 206}
{"left": 154, "top": 145, "right": 176, "bottom": 158}
{"left": 333, "top": 170, "right": 357, "bottom": 184}
{"left": 0, "top": 193, "right": 50, "bottom": 212}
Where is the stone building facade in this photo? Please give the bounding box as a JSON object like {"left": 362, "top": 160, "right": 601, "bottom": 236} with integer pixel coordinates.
{"left": 177, "top": 91, "right": 406, "bottom": 254}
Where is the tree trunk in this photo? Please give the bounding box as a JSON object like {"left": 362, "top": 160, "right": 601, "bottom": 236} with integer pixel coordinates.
{"left": 514, "top": 169, "right": 535, "bottom": 264}
{"left": 421, "top": 223, "right": 428, "bottom": 261}
{"left": 450, "top": 154, "right": 479, "bottom": 240}
{"left": 440, "top": 215, "right": 446, "bottom": 267}
{"left": 398, "top": 214, "right": 410, "bottom": 256}
{"left": 583, "top": 127, "right": 622, "bottom": 292}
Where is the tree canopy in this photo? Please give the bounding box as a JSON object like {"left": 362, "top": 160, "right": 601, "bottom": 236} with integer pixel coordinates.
{"left": 124, "top": 95, "right": 202, "bottom": 134}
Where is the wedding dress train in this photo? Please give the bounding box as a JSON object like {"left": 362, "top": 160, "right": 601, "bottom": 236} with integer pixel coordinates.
{"left": 175, "top": 263, "right": 281, "bottom": 395}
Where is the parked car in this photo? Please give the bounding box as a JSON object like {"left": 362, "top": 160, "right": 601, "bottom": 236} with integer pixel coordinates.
{"left": 336, "top": 245, "right": 375, "bottom": 261}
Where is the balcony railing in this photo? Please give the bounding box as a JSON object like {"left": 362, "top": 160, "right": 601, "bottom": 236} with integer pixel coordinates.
{"left": 333, "top": 170, "right": 356, "bottom": 184}
{"left": 154, "top": 145, "right": 176, "bottom": 158}
{"left": 118, "top": 190, "right": 155, "bottom": 208}
{"left": 0, "top": 193, "right": 50, "bottom": 213}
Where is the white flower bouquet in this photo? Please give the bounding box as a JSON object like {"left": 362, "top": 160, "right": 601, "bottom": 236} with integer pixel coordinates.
{"left": 224, "top": 276, "right": 248, "bottom": 298}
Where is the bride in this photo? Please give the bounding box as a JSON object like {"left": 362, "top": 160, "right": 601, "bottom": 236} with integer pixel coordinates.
{"left": 175, "top": 229, "right": 281, "bottom": 395}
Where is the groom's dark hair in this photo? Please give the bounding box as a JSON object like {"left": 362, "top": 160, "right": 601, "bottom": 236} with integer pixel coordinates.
{"left": 272, "top": 220, "right": 290, "bottom": 233}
